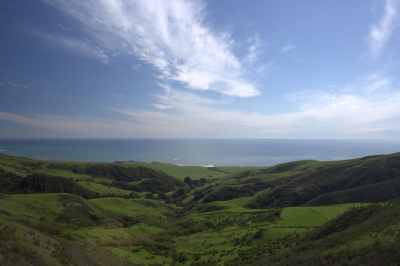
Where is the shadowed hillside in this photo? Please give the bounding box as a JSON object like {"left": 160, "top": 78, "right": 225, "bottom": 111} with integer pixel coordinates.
{"left": 253, "top": 202, "right": 400, "bottom": 266}
{"left": 243, "top": 153, "right": 400, "bottom": 208}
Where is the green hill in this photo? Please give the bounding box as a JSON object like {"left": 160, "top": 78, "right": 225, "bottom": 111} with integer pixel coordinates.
{"left": 245, "top": 153, "right": 400, "bottom": 208}
{"left": 0, "top": 154, "right": 186, "bottom": 198}
{"left": 254, "top": 202, "right": 400, "bottom": 266}
{"left": 2, "top": 152, "right": 400, "bottom": 265}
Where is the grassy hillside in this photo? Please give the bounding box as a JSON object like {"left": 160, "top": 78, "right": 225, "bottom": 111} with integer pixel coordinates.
{"left": 1, "top": 153, "right": 400, "bottom": 265}
{"left": 254, "top": 202, "right": 400, "bottom": 266}
{"left": 117, "top": 161, "right": 258, "bottom": 182}
{"left": 0, "top": 154, "right": 185, "bottom": 198}
{"left": 247, "top": 153, "right": 400, "bottom": 208}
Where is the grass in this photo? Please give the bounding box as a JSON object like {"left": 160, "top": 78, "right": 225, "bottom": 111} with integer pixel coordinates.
{"left": 89, "top": 197, "right": 174, "bottom": 227}
{"left": 0, "top": 192, "right": 360, "bottom": 265}
{"left": 120, "top": 161, "right": 256, "bottom": 180}
{"left": 38, "top": 168, "right": 92, "bottom": 179}
{"left": 70, "top": 223, "right": 165, "bottom": 246}
{"left": 173, "top": 203, "right": 352, "bottom": 264}
{"left": 212, "top": 197, "right": 253, "bottom": 211}
{"left": 247, "top": 153, "right": 400, "bottom": 208}
{"left": 0, "top": 193, "right": 67, "bottom": 223}
{"left": 70, "top": 223, "right": 171, "bottom": 265}
{"left": 275, "top": 204, "right": 360, "bottom": 228}
{"left": 0, "top": 221, "right": 62, "bottom": 266}
{"left": 111, "top": 246, "right": 171, "bottom": 266}
{"left": 173, "top": 224, "right": 263, "bottom": 265}
{"left": 0, "top": 164, "right": 27, "bottom": 176}
{"left": 2, "top": 153, "right": 400, "bottom": 265}
{"left": 0, "top": 193, "right": 107, "bottom": 228}
{"left": 77, "top": 181, "right": 132, "bottom": 197}
{"left": 175, "top": 203, "right": 359, "bottom": 264}
{"left": 0, "top": 154, "right": 42, "bottom": 174}
{"left": 254, "top": 203, "right": 400, "bottom": 265}
{"left": 265, "top": 204, "right": 360, "bottom": 238}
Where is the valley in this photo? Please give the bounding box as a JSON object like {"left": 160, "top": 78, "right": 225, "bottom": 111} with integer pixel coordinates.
{"left": 1, "top": 153, "right": 400, "bottom": 265}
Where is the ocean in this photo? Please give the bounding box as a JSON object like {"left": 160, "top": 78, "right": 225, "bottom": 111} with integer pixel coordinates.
{"left": 1, "top": 139, "right": 400, "bottom": 166}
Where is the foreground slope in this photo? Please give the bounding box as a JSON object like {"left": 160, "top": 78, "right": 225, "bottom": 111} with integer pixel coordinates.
{"left": 254, "top": 202, "right": 400, "bottom": 266}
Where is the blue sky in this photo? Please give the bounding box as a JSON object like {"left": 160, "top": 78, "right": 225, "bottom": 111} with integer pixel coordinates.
{"left": 1, "top": 0, "right": 400, "bottom": 139}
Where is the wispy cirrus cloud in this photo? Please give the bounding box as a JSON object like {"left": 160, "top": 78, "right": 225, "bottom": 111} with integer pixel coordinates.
{"left": 31, "top": 30, "right": 109, "bottom": 64}
{"left": 42, "top": 0, "right": 260, "bottom": 97}
{"left": 368, "top": 0, "right": 399, "bottom": 58}
{"left": 244, "top": 36, "right": 262, "bottom": 65}
{"left": 2, "top": 72, "right": 400, "bottom": 138}
{"left": 280, "top": 44, "right": 296, "bottom": 54}
{"left": 0, "top": 112, "right": 140, "bottom": 138}
{"left": 0, "top": 81, "right": 29, "bottom": 89}
{"left": 113, "top": 73, "right": 400, "bottom": 138}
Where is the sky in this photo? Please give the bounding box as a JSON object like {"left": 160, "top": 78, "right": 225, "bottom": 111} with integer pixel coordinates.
{"left": 1, "top": 0, "right": 400, "bottom": 139}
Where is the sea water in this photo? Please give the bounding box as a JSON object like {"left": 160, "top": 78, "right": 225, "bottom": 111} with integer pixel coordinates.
{"left": 1, "top": 139, "right": 400, "bottom": 166}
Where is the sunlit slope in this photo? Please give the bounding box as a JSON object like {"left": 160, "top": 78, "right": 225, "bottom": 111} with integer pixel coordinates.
{"left": 254, "top": 202, "right": 400, "bottom": 266}
{"left": 0, "top": 193, "right": 176, "bottom": 266}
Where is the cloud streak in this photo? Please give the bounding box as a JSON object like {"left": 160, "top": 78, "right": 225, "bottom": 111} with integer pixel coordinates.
{"left": 32, "top": 30, "right": 109, "bottom": 63}
{"left": 113, "top": 73, "right": 400, "bottom": 139}
{"left": 368, "top": 0, "right": 399, "bottom": 57}
{"left": 0, "top": 81, "right": 29, "bottom": 89}
{"left": 43, "top": 0, "right": 259, "bottom": 97}
{"left": 0, "top": 112, "right": 142, "bottom": 138}
{"left": 4, "top": 73, "right": 397, "bottom": 139}
{"left": 0, "top": 73, "right": 400, "bottom": 139}
{"left": 280, "top": 44, "right": 296, "bottom": 54}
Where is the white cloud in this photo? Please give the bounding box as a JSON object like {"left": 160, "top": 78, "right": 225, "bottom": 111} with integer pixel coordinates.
{"left": 280, "top": 44, "right": 296, "bottom": 54}
{"left": 2, "top": 73, "right": 399, "bottom": 139}
{"left": 245, "top": 36, "right": 262, "bottom": 65}
{"left": 0, "top": 81, "right": 29, "bottom": 89}
{"left": 43, "top": 0, "right": 259, "bottom": 97}
{"left": 112, "top": 73, "right": 400, "bottom": 139}
{"left": 32, "top": 30, "right": 109, "bottom": 64}
{"left": 368, "top": 0, "right": 399, "bottom": 57}
{"left": 2, "top": 72, "right": 400, "bottom": 138}
{"left": 364, "top": 72, "right": 392, "bottom": 93}
{"left": 0, "top": 112, "right": 148, "bottom": 138}
{"left": 0, "top": 112, "right": 109, "bottom": 133}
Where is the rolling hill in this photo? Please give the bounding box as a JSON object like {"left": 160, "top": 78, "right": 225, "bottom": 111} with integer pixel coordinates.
{"left": 1, "top": 152, "right": 400, "bottom": 265}
{"left": 247, "top": 153, "right": 400, "bottom": 208}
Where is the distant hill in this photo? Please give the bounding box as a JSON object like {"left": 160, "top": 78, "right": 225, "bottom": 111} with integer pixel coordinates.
{"left": 0, "top": 154, "right": 184, "bottom": 198}
{"left": 248, "top": 153, "right": 400, "bottom": 208}
{"left": 180, "top": 152, "right": 400, "bottom": 208}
